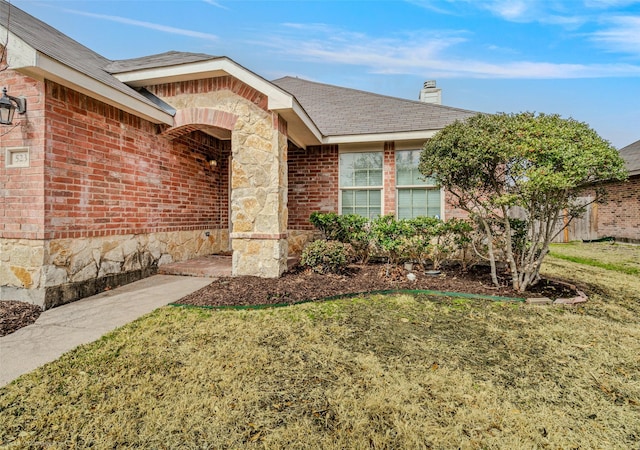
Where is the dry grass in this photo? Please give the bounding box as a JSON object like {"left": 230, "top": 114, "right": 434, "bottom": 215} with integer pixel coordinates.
{"left": 549, "top": 241, "right": 640, "bottom": 275}
{"left": 1, "top": 243, "right": 639, "bottom": 449}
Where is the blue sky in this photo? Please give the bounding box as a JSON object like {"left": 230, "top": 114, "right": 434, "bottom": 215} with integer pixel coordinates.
{"left": 12, "top": 0, "right": 640, "bottom": 148}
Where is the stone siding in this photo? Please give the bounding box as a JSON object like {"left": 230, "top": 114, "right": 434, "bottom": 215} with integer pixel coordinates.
{"left": 0, "top": 229, "right": 228, "bottom": 308}
{"left": 149, "top": 77, "right": 289, "bottom": 277}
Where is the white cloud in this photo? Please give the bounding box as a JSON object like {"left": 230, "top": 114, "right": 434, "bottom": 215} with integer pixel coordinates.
{"left": 260, "top": 24, "right": 640, "bottom": 79}
{"left": 407, "top": 0, "right": 588, "bottom": 27}
{"left": 202, "top": 0, "right": 229, "bottom": 10}
{"left": 63, "top": 9, "right": 219, "bottom": 41}
{"left": 483, "top": 0, "right": 530, "bottom": 21}
{"left": 584, "top": 0, "right": 640, "bottom": 8}
{"left": 591, "top": 15, "right": 640, "bottom": 55}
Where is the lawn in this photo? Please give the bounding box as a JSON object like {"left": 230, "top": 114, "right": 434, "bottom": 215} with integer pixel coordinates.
{"left": 1, "top": 243, "right": 639, "bottom": 449}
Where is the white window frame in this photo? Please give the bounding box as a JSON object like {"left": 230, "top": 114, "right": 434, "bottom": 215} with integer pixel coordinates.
{"left": 338, "top": 146, "right": 384, "bottom": 219}
{"left": 395, "top": 149, "right": 444, "bottom": 220}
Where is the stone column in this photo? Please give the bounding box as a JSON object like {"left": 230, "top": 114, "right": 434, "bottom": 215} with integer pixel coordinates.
{"left": 230, "top": 112, "right": 288, "bottom": 277}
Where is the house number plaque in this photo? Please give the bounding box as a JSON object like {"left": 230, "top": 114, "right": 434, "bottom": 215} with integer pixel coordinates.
{"left": 6, "top": 147, "right": 30, "bottom": 168}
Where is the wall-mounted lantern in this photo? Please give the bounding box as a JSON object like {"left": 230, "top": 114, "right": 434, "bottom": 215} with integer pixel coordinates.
{"left": 0, "top": 87, "right": 27, "bottom": 125}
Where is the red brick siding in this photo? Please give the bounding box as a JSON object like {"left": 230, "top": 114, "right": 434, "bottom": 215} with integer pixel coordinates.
{"left": 383, "top": 142, "right": 396, "bottom": 215}
{"left": 147, "top": 76, "right": 268, "bottom": 111}
{"left": 444, "top": 191, "right": 469, "bottom": 220}
{"left": 43, "top": 81, "right": 227, "bottom": 239}
{"left": 0, "top": 70, "right": 46, "bottom": 239}
{"left": 287, "top": 144, "right": 338, "bottom": 230}
{"left": 597, "top": 176, "right": 640, "bottom": 242}
{"left": 287, "top": 142, "right": 469, "bottom": 230}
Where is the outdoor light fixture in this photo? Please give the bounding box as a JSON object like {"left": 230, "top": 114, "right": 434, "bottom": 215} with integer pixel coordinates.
{"left": 0, "top": 87, "right": 27, "bottom": 125}
{"left": 208, "top": 159, "right": 217, "bottom": 168}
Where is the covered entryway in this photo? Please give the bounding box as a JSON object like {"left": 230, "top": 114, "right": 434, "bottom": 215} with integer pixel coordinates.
{"left": 158, "top": 98, "right": 290, "bottom": 278}
{"left": 109, "top": 57, "right": 322, "bottom": 278}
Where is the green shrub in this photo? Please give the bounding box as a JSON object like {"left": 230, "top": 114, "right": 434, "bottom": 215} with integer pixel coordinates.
{"left": 300, "top": 240, "right": 349, "bottom": 274}
{"left": 370, "top": 215, "right": 412, "bottom": 266}
{"left": 309, "top": 213, "right": 371, "bottom": 262}
{"left": 308, "top": 211, "right": 477, "bottom": 270}
{"left": 309, "top": 212, "right": 345, "bottom": 241}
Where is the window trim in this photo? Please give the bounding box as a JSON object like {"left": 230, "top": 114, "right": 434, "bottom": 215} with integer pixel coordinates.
{"left": 395, "top": 149, "right": 445, "bottom": 220}
{"left": 338, "top": 149, "right": 384, "bottom": 218}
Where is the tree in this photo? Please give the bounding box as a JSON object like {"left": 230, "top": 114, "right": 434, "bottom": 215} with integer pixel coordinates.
{"left": 419, "top": 112, "right": 628, "bottom": 292}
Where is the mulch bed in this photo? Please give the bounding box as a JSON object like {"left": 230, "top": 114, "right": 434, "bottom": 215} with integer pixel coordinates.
{"left": 178, "top": 263, "right": 577, "bottom": 308}
{"left": 0, "top": 264, "right": 577, "bottom": 337}
{"left": 0, "top": 301, "right": 42, "bottom": 337}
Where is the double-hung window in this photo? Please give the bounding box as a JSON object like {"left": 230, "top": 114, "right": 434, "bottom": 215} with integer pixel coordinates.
{"left": 339, "top": 152, "right": 382, "bottom": 219}
{"left": 396, "top": 150, "right": 441, "bottom": 219}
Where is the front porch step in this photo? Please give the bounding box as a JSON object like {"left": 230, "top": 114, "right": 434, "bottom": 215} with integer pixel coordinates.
{"left": 158, "top": 255, "right": 300, "bottom": 278}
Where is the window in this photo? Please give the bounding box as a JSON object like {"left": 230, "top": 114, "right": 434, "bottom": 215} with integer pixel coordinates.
{"left": 396, "top": 150, "right": 441, "bottom": 219}
{"left": 339, "top": 152, "right": 382, "bottom": 219}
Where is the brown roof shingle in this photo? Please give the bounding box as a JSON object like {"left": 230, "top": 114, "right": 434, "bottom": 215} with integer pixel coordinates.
{"left": 0, "top": 1, "right": 162, "bottom": 112}
{"left": 105, "top": 51, "right": 220, "bottom": 74}
{"left": 619, "top": 139, "right": 640, "bottom": 176}
{"left": 272, "top": 76, "right": 477, "bottom": 137}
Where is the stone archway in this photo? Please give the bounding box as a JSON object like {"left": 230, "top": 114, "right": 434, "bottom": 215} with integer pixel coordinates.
{"left": 160, "top": 101, "right": 289, "bottom": 278}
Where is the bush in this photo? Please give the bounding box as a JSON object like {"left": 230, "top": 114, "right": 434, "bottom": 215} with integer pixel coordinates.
{"left": 309, "top": 213, "right": 371, "bottom": 262}
{"left": 309, "top": 212, "right": 345, "bottom": 241}
{"left": 300, "top": 240, "right": 349, "bottom": 274}
{"left": 370, "top": 215, "right": 412, "bottom": 266}
{"left": 308, "top": 212, "right": 476, "bottom": 270}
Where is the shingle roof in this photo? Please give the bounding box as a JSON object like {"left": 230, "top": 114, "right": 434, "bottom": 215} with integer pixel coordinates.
{"left": 272, "top": 76, "right": 477, "bottom": 137}
{"left": 105, "top": 51, "right": 220, "bottom": 74}
{"left": 619, "top": 139, "right": 640, "bottom": 176}
{"left": 0, "top": 1, "right": 161, "bottom": 111}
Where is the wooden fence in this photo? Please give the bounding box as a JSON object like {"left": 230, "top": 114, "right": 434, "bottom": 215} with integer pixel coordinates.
{"left": 510, "top": 197, "right": 599, "bottom": 243}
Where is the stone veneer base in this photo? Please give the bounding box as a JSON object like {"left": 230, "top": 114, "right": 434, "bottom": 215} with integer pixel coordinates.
{"left": 42, "top": 267, "right": 158, "bottom": 309}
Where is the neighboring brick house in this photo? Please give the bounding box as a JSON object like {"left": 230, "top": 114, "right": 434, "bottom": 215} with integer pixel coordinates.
{"left": 0, "top": 2, "right": 475, "bottom": 308}
{"left": 596, "top": 139, "right": 640, "bottom": 243}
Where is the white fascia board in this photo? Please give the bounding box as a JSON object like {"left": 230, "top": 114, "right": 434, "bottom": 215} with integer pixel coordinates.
{"left": 6, "top": 32, "right": 37, "bottom": 68}
{"left": 323, "top": 130, "right": 438, "bottom": 145}
{"left": 114, "top": 58, "right": 294, "bottom": 110}
{"left": 34, "top": 55, "right": 173, "bottom": 125}
{"left": 114, "top": 57, "right": 324, "bottom": 144}
{"left": 289, "top": 100, "right": 322, "bottom": 143}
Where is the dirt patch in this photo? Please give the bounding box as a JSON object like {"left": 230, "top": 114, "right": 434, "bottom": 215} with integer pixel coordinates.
{"left": 178, "top": 263, "right": 577, "bottom": 308}
{"left": 0, "top": 301, "right": 42, "bottom": 337}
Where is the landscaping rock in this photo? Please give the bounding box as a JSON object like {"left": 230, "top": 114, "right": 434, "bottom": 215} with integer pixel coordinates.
{"left": 526, "top": 297, "right": 552, "bottom": 305}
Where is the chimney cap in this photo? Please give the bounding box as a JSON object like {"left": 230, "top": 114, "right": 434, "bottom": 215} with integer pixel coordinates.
{"left": 423, "top": 80, "right": 437, "bottom": 89}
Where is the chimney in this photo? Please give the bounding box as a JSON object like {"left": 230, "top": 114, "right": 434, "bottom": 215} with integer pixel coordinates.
{"left": 419, "top": 80, "right": 441, "bottom": 105}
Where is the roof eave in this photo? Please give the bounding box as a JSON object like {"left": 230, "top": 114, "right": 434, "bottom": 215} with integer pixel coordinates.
{"left": 113, "top": 57, "right": 292, "bottom": 109}
{"left": 113, "top": 56, "right": 324, "bottom": 146}
{"left": 13, "top": 58, "right": 173, "bottom": 125}
{"left": 323, "top": 130, "right": 439, "bottom": 145}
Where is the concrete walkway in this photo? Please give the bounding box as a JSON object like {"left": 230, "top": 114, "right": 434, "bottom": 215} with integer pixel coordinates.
{"left": 0, "top": 275, "right": 211, "bottom": 388}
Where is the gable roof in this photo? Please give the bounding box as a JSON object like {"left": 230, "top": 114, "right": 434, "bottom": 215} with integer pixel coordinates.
{"left": 0, "top": 1, "right": 172, "bottom": 124}
{"left": 272, "top": 77, "right": 477, "bottom": 140}
{"left": 2, "top": 1, "right": 479, "bottom": 146}
{"left": 105, "top": 51, "right": 221, "bottom": 74}
{"left": 619, "top": 139, "right": 640, "bottom": 176}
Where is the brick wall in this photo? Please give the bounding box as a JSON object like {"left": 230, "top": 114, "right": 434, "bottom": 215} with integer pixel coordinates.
{"left": 0, "top": 71, "right": 46, "bottom": 239}
{"left": 597, "top": 175, "right": 640, "bottom": 242}
{"left": 287, "top": 144, "right": 339, "bottom": 230}
{"left": 383, "top": 142, "right": 396, "bottom": 215}
{"left": 43, "top": 81, "right": 227, "bottom": 239}
{"left": 287, "top": 142, "right": 468, "bottom": 230}
{"left": 147, "top": 76, "right": 268, "bottom": 111}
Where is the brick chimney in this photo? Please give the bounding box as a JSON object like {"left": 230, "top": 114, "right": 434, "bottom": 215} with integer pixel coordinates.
{"left": 419, "top": 80, "right": 441, "bottom": 105}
